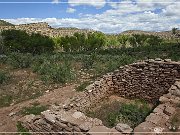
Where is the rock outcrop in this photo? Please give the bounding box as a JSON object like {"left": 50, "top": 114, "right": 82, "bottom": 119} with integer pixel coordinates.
{"left": 0, "top": 22, "right": 95, "bottom": 37}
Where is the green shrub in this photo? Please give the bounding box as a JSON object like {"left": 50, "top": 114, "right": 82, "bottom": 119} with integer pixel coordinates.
{"left": 1, "top": 29, "right": 54, "bottom": 54}
{"left": 21, "top": 103, "right": 48, "bottom": 115}
{"left": 0, "top": 95, "right": 13, "bottom": 107}
{"left": 118, "top": 102, "right": 151, "bottom": 127}
{"left": 0, "top": 70, "right": 9, "bottom": 84}
{"left": 82, "top": 53, "right": 97, "bottom": 69}
{"left": 6, "top": 52, "right": 33, "bottom": 68}
{"left": 16, "top": 122, "right": 30, "bottom": 135}
{"left": 76, "top": 81, "right": 91, "bottom": 92}
{"left": 86, "top": 101, "right": 151, "bottom": 128}
{"left": 32, "top": 61, "right": 75, "bottom": 84}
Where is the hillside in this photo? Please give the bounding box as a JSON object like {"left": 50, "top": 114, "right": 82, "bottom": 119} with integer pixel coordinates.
{"left": 0, "top": 20, "right": 14, "bottom": 26}
{"left": 120, "top": 30, "right": 180, "bottom": 39}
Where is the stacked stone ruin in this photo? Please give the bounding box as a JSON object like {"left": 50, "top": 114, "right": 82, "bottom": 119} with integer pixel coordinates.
{"left": 21, "top": 59, "right": 180, "bottom": 134}
{"left": 0, "top": 22, "right": 94, "bottom": 37}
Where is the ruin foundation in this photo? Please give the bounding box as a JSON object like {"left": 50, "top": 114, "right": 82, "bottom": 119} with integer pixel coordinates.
{"left": 21, "top": 59, "right": 180, "bottom": 134}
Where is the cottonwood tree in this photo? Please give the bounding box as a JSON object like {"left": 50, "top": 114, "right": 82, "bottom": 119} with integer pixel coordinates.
{"left": 172, "top": 27, "right": 180, "bottom": 45}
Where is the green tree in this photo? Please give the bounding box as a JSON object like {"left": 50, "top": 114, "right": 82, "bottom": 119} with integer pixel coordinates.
{"left": 117, "top": 35, "right": 129, "bottom": 48}
{"left": 1, "top": 30, "right": 54, "bottom": 54}
{"left": 128, "top": 36, "right": 137, "bottom": 47}
{"left": 172, "top": 28, "right": 178, "bottom": 35}
{"left": 86, "top": 32, "right": 107, "bottom": 51}
{"left": 172, "top": 28, "right": 180, "bottom": 45}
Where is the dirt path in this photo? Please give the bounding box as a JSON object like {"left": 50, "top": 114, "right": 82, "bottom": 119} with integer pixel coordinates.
{"left": 0, "top": 84, "right": 76, "bottom": 132}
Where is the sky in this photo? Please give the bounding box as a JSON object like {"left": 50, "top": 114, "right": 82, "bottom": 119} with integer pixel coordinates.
{"left": 0, "top": 0, "right": 180, "bottom": 33}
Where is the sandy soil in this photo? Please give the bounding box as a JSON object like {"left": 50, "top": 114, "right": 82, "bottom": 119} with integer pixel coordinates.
{"left": 0, "top": 84, "right": 76, "bottom": 132}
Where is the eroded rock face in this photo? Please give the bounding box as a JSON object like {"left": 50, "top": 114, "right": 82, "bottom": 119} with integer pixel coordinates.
{"left": 0, "top": 22, "right": 95, "bottom": 37}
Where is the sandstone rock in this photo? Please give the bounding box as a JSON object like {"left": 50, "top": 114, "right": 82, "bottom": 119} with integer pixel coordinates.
{"left": 164, "top": 106, "right": 176, "bottom": 116}
{"left": 109, "top": 128, "right": 123, "bottom": 135}
{"left": 88, "top": 126, "right": 111, "bottom": 135}
{"left": 8, "top": 112, "right": 16, "bottom": 117}
{"left": 72, "top": 112, "right": 86, "bottom": 119}
{"left": 155, "top": 58, "right": 162, "bottom": 61}
{"left": 164, "top": 59, "right": 171, "bottom": 62}
{"left": 159, "top": 96, "right": 170, "bottom": 103}
{"left": 79, "top": 122, "right": 93, "bottom": 131}
{"left": 41, "top": 111, "right": 56, "bottom": 123}
{"left": 145, "top": 113, "right": 168, "bottom": 125}
{"left": 175, "top": 81, "right": 180, "bottom": 89}
{"left": 21, "top": 114, "right": 35, "bottom": 123}
{"left": 134, "top": 122, "right": 156, "bottom": 135}
{"left": 115, "top": 123, "right": 133, "bottom": 133}
{"left": 92, "top": 118, "right": 103, "bottom": 126}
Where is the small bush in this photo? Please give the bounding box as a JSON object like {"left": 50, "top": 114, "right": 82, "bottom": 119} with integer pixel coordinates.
{"left": 0, "top": 70, "right": 9, "bottom": 84}
{"left": 86, "top": 100, "right": 151, "bottom": 128}
{"left": 1, "top": 29, "right": 55, "bottom": 54}
{"left": 0, "top": 95, "right": 13, "bottom": 107}
{"left": 32, "top": 61, "right": 75, "bottom": 84}
{"left": 76, "top": 81, "right": 91, "bottom": 92}
{"left": 118, "top": 102, "right": 151, "bottom": 127}
{"left": 16, "top": 122, "right": 30, "bottom": 135}
{"left": 82, "top": 53, "right": 97, "bottom": 69}
{"left": 21, "top": 103, "right": 48, "bottom": 115}
{"left": 6, "top": 52, "right": 33, "bottom": 68}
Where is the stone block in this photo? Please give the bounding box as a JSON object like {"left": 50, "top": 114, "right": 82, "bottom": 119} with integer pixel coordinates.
{"left": 87, "top": 126, "right": 111, "bottom": 135}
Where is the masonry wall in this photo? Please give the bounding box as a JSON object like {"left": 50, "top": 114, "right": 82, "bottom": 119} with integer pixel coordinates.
{"left": 67, "top": 59, "right": 180, "bottom": 111}
{"left": 21, "top": 59, "right": 180, "bottom": 134}
{"left": 112, "top": 59, "right": 180, "bottom": 103}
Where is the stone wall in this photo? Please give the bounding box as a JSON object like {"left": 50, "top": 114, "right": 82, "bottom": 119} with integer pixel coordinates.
{"left": 112, "top": 59, "right": 180, "bottom": 103}
{"left": 0, "top": 22, "right": 94, "bottom": 37}
{"left": 21, "top": 59, "right": 180, "bottom": 134}
{"left": 67, "top": 59, "right": 180, "bottom": 112}
{"left": 134, "top": 80, "right": 180, "bottom": 134}
{"left": 21, "top": 109, "right": 122, "bottom": 135}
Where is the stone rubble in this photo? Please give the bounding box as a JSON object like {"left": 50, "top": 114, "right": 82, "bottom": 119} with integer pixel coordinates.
{"left": 115, "top": 123, "right": 133, "bottom": 133}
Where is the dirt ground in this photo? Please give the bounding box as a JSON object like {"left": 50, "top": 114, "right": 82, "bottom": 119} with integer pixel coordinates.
{"left": 0, "top": 84, "right": 76, "bottom": 132}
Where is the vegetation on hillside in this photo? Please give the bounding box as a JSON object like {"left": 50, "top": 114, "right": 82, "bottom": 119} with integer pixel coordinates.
{"left": 0, "top": 20, "right": 14, "bottom": 26}
{"left": 1, "top": 30, "right": 55, "bottom": 54}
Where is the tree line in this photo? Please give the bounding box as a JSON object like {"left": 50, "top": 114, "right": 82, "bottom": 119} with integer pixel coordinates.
{"left": 0, "top": 28, "right": 179, "bottom": 54}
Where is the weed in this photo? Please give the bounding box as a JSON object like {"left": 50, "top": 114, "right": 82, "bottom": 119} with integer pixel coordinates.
{"left": 86, "top": 100, "right": 151, "bottom": 128}
{"left": 0, "top": 95, "right": 13, "bottom": 107}
{"left": 76, "top": 81, "right": 91, "bottom": 92}
{"left": 32, "top": 61, "right": 75, "bottom": 84}
{"left": 0, "top": 70, "right": 9, "bottom": 84}
{"left": 6, "top": 52, "right": 33, "bottom": 68}
{"left": 21, "top": 104, "right": 48, "bottom": 115}
{"left": 16, "top": 122, "right": 31, "bottom": 135}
